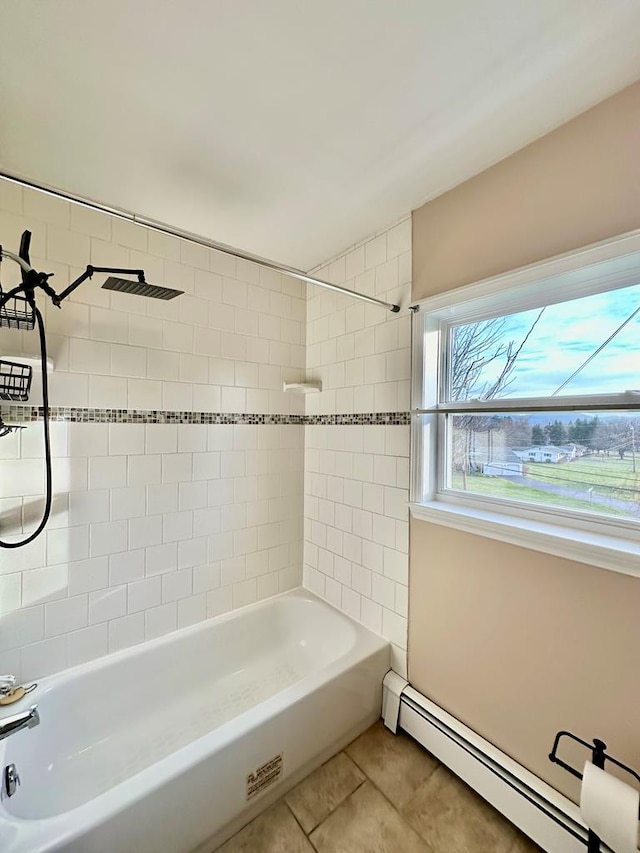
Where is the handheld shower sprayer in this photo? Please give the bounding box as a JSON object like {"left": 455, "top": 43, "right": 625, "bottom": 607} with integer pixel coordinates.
{"left": 0, "top": 229, "right": 182, "bottom": 548}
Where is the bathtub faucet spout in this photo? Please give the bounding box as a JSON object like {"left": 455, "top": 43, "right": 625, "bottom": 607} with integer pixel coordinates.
{"left": 0, "top": 705, "right": 40, "bottom": 742}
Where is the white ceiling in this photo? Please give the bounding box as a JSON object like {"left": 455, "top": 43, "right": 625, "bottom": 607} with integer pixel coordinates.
{"left": 1, "top": 1, "right": 640, "bottom": 270}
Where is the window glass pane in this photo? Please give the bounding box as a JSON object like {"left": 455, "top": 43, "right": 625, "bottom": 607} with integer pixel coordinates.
{"left": 447, "top": 283, "right": 640, "bottom": 401}
{"left": 444, "top": 411, "right": 640, "bottom": 521}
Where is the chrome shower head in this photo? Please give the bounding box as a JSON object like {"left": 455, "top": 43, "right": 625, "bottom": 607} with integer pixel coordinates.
{"left": 101, "top": 277, "right": 183, "bottom": 300}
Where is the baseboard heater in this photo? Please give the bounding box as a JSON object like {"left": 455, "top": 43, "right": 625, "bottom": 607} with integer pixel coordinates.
{"left": 382, "top": 673, "right": 606, "bottom": 853}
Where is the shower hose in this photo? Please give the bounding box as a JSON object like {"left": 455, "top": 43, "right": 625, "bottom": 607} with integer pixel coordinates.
{"left": 0, "top": 302, "right": 52, "bottom": 548}
{"left": 0, "top": 232, "right": 151, "bottom": 548}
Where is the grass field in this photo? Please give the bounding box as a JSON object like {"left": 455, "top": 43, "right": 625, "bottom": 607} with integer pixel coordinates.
{"left": 527, "top": 456, "right": 640, "bottom": 502}
{"left": 451, "top": 468, "right": 634, "bottom": 518}
{"left": 451, "top": 473, "right": 609, "bottom": 511}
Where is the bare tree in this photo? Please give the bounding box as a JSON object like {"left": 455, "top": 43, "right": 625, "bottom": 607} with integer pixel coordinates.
{"left": 450, "top": 311, "right": 545, "bottom": 480}
{"left": 503, "top": 416, "right": 533, "bottom": 447}
{"left": 451, "top": 312, "right": 545, "bottom": 402}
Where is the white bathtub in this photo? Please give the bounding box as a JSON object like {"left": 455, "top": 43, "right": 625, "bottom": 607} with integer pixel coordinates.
{"left": 0, "top": 589, "right": 389, "bottom": 853}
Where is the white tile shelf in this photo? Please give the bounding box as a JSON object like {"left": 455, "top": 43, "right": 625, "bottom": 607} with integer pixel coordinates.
{"left": 283, "top": 381, "right": 322, "bottom": 394}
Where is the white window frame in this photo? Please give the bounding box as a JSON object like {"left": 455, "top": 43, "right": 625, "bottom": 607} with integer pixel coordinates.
{"left": 409, "top": 229, "right": 640, "bottom": 578}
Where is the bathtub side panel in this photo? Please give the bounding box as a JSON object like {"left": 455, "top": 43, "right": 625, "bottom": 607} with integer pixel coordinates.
{"left": 51, "top": 645, "right": 389, "bottom": 853}
{"left": 0, "top": 591, "right": 355, "bottom": 816}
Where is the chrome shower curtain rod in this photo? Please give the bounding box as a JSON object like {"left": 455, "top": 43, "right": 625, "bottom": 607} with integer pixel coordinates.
{"left": 0, "top": 171, "right": 401, "bottom": 313}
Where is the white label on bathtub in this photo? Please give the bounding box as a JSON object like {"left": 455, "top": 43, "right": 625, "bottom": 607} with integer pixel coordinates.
{"left": 246, "top": 754, "right": 283, "bottom": 800}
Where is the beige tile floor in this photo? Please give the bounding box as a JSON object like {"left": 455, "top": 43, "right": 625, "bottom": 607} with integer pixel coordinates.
{"left": 216, "top": 721, "right": 544, "bottom": 852}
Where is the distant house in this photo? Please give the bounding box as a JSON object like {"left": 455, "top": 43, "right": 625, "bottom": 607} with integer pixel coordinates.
{"left": 482, "top": 449, "right": 524, "bottom": 477}
{"left": 558, "top": 443, "right": 582, "bottom": 460}
{"left": 512, "top": 445, "right": 567, "bottom": 464}
{"left": 558, "top": 444, "right": 580, "bottom": 461}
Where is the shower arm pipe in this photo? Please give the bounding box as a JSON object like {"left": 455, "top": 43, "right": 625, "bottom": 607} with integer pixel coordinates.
{"left": 0, "top": 171, "right": 401, "bottom": 313}
{"left": 0, "top": 256, "right": 146, "bottom": 310}
{"left": 53, "top": 266, "right": 145, "bottom": 305}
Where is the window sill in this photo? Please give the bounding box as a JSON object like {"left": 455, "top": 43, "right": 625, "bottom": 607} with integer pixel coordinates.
{"left": 409, "top": 501, "right": 640, "bottom": 579}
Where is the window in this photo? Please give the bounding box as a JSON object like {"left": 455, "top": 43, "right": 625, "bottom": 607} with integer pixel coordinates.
{"left": 410, "top": 231, "right": 640, "bottom": 575}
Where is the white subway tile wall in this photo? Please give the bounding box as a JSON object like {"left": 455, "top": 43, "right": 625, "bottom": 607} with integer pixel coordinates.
{"left": 0, "top": 180, "right": 412, "bottom": 683}
{"left": 0, "top": 421, "right": 303, "bottom": 680}
{"left": 0, "top": 183, "right": 306, "bottom": 414}
{"left": 0, "top": 180, "right": 305, "bottom": 679}
{"left": 304, "top": 217, "right": 411, "bottom": 676}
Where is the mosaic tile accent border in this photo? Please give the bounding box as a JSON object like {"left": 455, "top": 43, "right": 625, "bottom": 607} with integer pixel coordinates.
{"left": 0, "top": 406, "right": 410, "bottom": 426}
{"left": 0, "top": 406, "right": 305, "bottom": 425}
{"left": 305, "top": 412, "right": 410, "bottom": 425}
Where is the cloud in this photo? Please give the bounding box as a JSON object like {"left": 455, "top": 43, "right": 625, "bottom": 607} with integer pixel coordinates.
{"left": 454, "top": 283, "right": 640, "bottom": 400}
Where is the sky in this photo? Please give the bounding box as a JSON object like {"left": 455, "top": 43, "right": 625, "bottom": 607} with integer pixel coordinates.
{"left": 452, "top": 282, "right": 640, "bottom": 399}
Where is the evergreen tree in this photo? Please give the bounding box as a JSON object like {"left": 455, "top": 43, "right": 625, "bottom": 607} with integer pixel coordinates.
{"left": 546, "top": 420, "right": 567, "bottom": 445}
{"left": 568, "top": 416, "right": 599, "bottom": 446}
{"left": 531, "top": 425, "right": 544, "bottom": 445}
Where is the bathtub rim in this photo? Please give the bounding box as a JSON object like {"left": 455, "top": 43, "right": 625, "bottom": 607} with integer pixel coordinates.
{"left": 4, "top": 587, "right": 355, "bottom": 703}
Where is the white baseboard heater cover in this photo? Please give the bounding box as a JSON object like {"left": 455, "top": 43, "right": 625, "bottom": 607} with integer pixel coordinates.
{"left": 383, "top": 676, "right": 601, "bottom": 853}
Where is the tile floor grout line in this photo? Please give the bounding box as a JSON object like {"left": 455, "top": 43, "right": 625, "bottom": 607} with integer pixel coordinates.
{"left": 216, "top": 723, "right": 541, "bottom": 852}
{"left": 307, "top": 775, "right": 433, "bottom": 852}
{"left": 282, "top": 800, "right": 317, "bottom": 849}
{"left": 354, "top": 778, "right": 433, "bottom": 849}
{"left": 283, "top": 752, "right": 369, "bottom": 844}
{"left": 380, "top": 758, "right": 524, "bottom": 853}
{"left": 308, "top": 775, "right": 369, "bottom": 838}
{"left": 346, "top": 738, "right": 442, "bottom": 813}
{"left": 343, "top": 740, "right": 444, "bottom": 847}
{"left": 346, "top": 732, "right": 537, "bottom": 852}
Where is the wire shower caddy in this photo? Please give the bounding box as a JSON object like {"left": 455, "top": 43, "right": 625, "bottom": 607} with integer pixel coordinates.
{"left": 0, "top": 293, "right": 36, "bottom": 330}
{"left": 0, "top": 358, "right": 33, "bottom": 402}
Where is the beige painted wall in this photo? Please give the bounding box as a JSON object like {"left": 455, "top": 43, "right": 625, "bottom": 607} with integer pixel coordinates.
{"left": 409, "top": 524, "right": 640, "bottom": 801}
{"left": 409, "top": 80, "right": 640, "bottom": 801}
{"left": 413, "top": 81, "right": 640, "bottom": 298}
